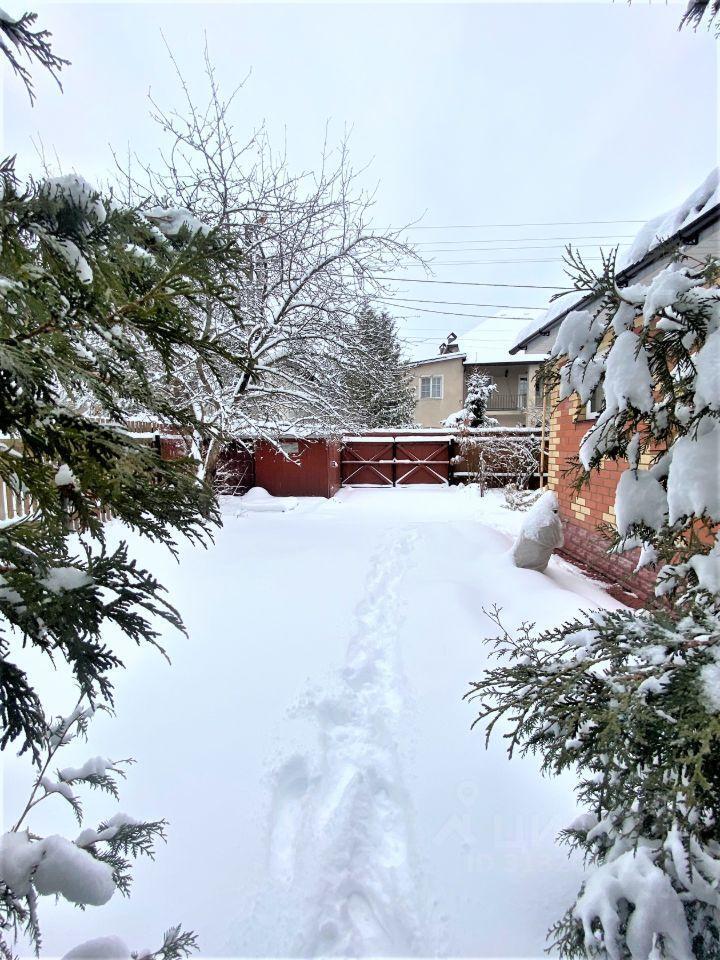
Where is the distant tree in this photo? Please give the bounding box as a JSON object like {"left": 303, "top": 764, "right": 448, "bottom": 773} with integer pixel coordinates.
{"left": 113, "top": 54, "right": 420, "bottom": 480}
{"left": 340, "top": 307, "right": 416, "bottom": 429}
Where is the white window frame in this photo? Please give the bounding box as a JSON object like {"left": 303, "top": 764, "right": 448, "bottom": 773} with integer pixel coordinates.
{"left": 585, "top": 383, "right": 605, "bottom": 420}
{"left": 419, "top": 374, "right": 443, "bottom": 400}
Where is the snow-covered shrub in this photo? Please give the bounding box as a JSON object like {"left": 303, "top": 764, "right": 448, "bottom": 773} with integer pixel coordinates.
{"left": 448, "top": 376, "right": 538, "bottom": 493}
{"left": 468, "top": 245, "right": 720, "bottom": 958}
{"left": 453, "top": 430, "right": 540, "bottom": 494}
{"left": 502, "top": 483, "right": 543, "bottom": 512}
{"left": 61, "top": 927, "right": 196, "bottom": 960}
{"left": 0, "top": 705, "right": 196, "bottom": 957}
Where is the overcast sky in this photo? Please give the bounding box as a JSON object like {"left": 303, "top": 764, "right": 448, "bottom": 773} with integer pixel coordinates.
{"left": 2, "top": 0, "right": 717, "bottom": 360}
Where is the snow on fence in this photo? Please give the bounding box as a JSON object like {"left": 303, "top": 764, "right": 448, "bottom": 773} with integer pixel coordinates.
{"left": 0, "top": 421, "right": 186, "bottom": 527}
{"left": 339, "top": 428, "right": 546, "bottom": 489}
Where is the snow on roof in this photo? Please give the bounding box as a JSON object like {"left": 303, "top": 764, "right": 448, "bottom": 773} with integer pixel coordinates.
{"left": 460, "top": 310, "right": 550, "bottom": 364}
{"left": 511, "top": 167, "right": 720, "bottom": 353}
{"left": 406, "top": 311, "right": 548, "bottom": 366}
{"left": 509, "top": 290, "right": 588, "bottom": 353}
{"left": 618, "top": 167, "right": 720, "bottom": 270}
{"left": 407, "top": 352, "right": 467, "bottom": 367}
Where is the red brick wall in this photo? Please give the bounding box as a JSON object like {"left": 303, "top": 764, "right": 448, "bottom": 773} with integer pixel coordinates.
{"left": 547, "top": 396, "right": 656, "bottom": 607}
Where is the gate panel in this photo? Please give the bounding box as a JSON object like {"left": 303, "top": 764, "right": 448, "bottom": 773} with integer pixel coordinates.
{"left": 395, "top": 436, "right": 450, "bottom": 485}
{"left": 341, "top": 437, "right": 394, "bottom": 486}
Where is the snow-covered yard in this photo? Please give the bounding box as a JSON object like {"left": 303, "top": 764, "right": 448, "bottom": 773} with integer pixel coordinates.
{"left": 6, "top": 486, "right": 623, "bottom": 957}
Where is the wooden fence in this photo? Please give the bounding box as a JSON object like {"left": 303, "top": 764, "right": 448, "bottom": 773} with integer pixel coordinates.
{"left": 0, "top": 421, "right": 186, "bottom": 525}
{"left": 450, "top": 427, "right": 547, "bottom": 488}
{"left": 0, "top": 425, "right": 549, "bottom": 519}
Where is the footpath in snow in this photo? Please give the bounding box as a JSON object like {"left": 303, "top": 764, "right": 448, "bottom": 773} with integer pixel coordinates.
{"left": 9, "top": 486, "right": 623, "bottom": 957}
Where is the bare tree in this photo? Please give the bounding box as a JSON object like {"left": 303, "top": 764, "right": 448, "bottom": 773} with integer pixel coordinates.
{"left": 114, "top": 49, "right": 422, "bottom": 482}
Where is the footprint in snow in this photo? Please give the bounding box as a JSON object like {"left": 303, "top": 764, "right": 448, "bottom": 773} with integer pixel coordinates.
{"left": 268, "top": 755, "right": 310, "bottom": 883}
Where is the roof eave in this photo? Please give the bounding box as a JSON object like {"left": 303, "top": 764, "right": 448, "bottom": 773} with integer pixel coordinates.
{"left": 406, "top": 352, "right": 467, "bottom": 367}
{"left": 508, "top": 201, "right": 720, "bottom": 355}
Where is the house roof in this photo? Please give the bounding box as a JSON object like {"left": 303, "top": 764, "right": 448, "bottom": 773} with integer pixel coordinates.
{"left": 406, "top": 309, "right": 549, "bottom": 367}
{"left": 464, "top": 354, "right": 549, "bottom": 366}
{"left": 407, "top": 352, "right": 467, "bottom": 367}
{"left": 457, "top": 310, "right": 547, "bottom": 365}
{"left": 509, "top": 167, "right": 720, "bottom": 354}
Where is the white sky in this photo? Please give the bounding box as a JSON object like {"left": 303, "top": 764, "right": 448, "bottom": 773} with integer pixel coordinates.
{"left": 2, "top": 0, "right": 717, "bottom": 360}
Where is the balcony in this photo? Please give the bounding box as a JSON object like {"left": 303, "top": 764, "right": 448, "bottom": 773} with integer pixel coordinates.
{"left": 487, "top": 392, "right": 528, "bottom": 412}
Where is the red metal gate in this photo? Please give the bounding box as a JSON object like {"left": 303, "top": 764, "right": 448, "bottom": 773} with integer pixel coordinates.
{"left": 395, "top": 436, "right": 450, "bottom": 485}
{"left": 341, "top": 435, "right": 450, "bottom": 487}
{"left": 340, "top": 437, "right": 394, "bottom": 486}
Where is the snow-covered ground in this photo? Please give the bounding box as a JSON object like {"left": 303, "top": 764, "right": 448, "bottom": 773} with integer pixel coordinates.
{"left": 4, "top": 486, "right": 623, "bottom": 958}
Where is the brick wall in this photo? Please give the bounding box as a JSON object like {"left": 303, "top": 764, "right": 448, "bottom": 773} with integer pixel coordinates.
{"left": 547, "top": 395, "right": 656, "bottom": 607}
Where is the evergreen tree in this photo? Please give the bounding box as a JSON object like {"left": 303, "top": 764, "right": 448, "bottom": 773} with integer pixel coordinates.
{"left": 464, "top": 371, "right": 497, "bottom": 428}
{"left": 444, "top": 371, "right": 497, "bottom": 430}
{"left": 0, "top": 164, "right": 246, "bottom": 760}
{"left": 0, "top": 160, "right": 246, "bottom": 955}
{"left": 466, "top": 248, "right": 720, "bottom": 958}
{"left": 2, "top": 702, "right": 198, "bottom": 958}
{"left": 0, "top": 18, "right": 248, "bottom": 949}
{"left": 0, "top": 8, "right": 67, "bottom": 103}
{"left": 680, "top": 0, "right": 719, "bottom": 32}
{"left": 341, "top": 307, "right": 416, "bottom": 429}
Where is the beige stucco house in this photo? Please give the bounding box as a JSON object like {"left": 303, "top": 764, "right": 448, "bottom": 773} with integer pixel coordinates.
{"left": 409, "top": 338, "right": 553, "bottom": 429}
{"left": 409, "top": 351, "right": 466, "bottom": 428}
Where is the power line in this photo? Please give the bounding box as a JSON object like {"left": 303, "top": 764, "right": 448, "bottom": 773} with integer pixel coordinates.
{"left": 398, "top": 218, "right": 648, "bottom": 230}
{"left": 399, "top": 325, "right": 539, "bottom": 333}
{"left": 410, "top": 233, "right": 636, "bottom": 246}
{"left": 377, "top": 276, "right": 566, "bottom": 290}
{"left": 383, "top": 296, "right": 546, "bottom": 309}
{"left": 412, "top": 242, "right": 631, "bottom": 253}
{"left": 379, "top": 301, "right": 539, "bottom": 321}
{"left": 405, "top": 256, "right": 603, "bottom": 270}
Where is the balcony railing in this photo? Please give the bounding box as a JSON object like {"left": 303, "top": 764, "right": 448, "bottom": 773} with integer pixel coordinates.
{"left": 487, "top": 392, "right": 528, "bottom": 412}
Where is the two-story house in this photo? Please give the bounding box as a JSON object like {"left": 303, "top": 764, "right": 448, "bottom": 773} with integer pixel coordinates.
{"left": 408, "top": 312, "right": 555, "bottom": 428}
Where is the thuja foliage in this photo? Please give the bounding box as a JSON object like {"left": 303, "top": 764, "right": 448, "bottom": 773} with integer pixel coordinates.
{"left": 0, "top": 164, "right": 246, "bottom": 762}
{"left": 0, "top": 703, "right": 197, "bottom": 957}
{"left": 0, "top": 9, "right": 67, "bottom": 103}
{"left": 467, "top": 249, "right": 720, "bottom": 959}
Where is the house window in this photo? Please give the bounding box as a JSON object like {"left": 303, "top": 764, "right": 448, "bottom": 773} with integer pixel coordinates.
{"left": 420, "top": 375, "right": 443, "bottom": 399}
{"left": 586, "top": 383, "right": 605, "bottom": 419}
{"left": 518, "top": 375, "right": 529, "bottom": 410}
